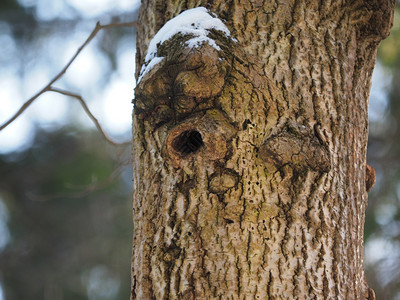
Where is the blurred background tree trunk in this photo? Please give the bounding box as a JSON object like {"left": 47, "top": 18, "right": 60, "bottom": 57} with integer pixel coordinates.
{"left": 132, "top": 1, "right": 394, "bottom": 299}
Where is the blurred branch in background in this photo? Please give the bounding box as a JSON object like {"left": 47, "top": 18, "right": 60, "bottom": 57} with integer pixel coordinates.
{"left": 0, "top": 0, "right": 139, "bottom": 153}
{"left": 0, "top": 0, "right": 138, "bottom": 299}
{"left": 0, "top": 20, "right": 136, "bottom": 147}
{"left": 47, "top": 87, "right": 131, "bottom": 146}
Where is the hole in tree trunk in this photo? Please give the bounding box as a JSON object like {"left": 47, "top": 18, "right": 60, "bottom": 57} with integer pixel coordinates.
{"left": 172, "top": 130, "right": 203, "bottom": 156}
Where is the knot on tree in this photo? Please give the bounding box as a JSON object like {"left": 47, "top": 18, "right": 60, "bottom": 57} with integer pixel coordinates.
{"left": 366, "top": 164, "right": 376, "bottom": 192}
{"left": 133, "top": 20, "right": 241, "bottom": 169}
{"left": 350, "top": 0, "right": 395, "bottom": 40}
{"left": 259, "top": 122, "right": 331, "bottom": 173}
{"left": 165, "top": 109, "right": 237, "bottom": 168}
{"left": 208, "top": 168, "right": 239, "bottom": 194}
{"left": 172, "top": 130, "right": 204, "bottom": 156}
{"left": 133, "top": 27, "right": 234, "bottom": 127}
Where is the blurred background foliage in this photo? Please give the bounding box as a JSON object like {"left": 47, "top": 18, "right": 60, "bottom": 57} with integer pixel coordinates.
{"left": 0, "top": 0, "right": 136, "bottom": 299}
{"left": 365, "top": 6, "right": 400, "bottom": 299}
{"left": 0, "top": 129, "right": 132, "bottom": 300}
{"left": 0, "top": 0, "right": 399, "bottom": 299}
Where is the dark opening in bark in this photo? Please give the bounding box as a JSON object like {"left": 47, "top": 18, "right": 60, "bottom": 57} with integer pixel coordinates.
{"left": 172, "top": 130, "right": 203, "bottom": 156}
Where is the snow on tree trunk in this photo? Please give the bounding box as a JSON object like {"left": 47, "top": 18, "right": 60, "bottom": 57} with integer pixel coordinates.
{"left": 132, "top": 1, "right": 394, "bottom": 299}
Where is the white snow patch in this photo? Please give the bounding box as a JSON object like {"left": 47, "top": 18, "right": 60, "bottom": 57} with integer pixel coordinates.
{"left": 137, "top": 7, "right": 233, "bottom": 84}
{"left": 144, "top": 7, "right": 231, "bottom": 62}
{"left": 137, "top": 56, "right": 164, "bottom": 84}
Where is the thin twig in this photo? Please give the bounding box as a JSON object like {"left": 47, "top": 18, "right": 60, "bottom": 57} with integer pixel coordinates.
{"left": 0, "top": 20, "right": 137, "bottom": 132}
{"left": 48, "top": 87, "right": 130, "bottom": 146}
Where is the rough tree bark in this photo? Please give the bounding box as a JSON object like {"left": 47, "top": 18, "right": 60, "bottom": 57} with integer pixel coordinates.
{"left": 132, "top": 1, "right": 394, "bottom": 299}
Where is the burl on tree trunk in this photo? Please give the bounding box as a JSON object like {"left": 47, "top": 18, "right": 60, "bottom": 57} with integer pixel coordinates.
{"left": 132, "top": 2, "right": 394, "bottom": 299}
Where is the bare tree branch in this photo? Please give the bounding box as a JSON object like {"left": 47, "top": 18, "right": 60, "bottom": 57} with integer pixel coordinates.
{"left": 0, "top": 20, "right": 137, "bottom": 135}
{"left": 48, "top": 87, "right": 130, "bottom": 146}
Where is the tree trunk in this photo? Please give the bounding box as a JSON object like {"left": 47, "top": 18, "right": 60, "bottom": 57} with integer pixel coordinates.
{"left": 132, "top": 1, "right": 394, "bottom": 299}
